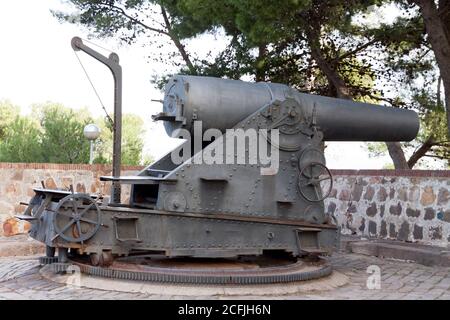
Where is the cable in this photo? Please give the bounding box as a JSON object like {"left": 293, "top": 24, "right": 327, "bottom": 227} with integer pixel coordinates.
{"left": 73, "top": 50, "right": 114, "bottom": 127}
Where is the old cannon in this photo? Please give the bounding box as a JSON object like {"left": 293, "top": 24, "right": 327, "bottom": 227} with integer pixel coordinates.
{"left": 17, "top": 38, "right": 419, "bottom": 284}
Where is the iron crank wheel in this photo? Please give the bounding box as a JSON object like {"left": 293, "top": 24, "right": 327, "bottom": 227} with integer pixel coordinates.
{"left": 298, "top": 162, "right": 333, "bottom": 202}
{"left": 52, "top": 193, "right": 101, "bottom": 243}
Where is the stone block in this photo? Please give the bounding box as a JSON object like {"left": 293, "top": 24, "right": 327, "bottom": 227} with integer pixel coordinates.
{"left": 76, "top": 182, "right": 86, "bottom": 193}
{"left": 2, "top": 218, "right": 30, "bottom": 237}
{"left": 389, "top": 187, "right": 395, "bottom": 199}
{"left": 408, "top": 186, "right": 420, "bottom": 202}
{"left": 368, "top": 220, "right": 377, "bottom": 236}
{"left": 45, "top": 177, "right": 57, "bottom": 189}
{"left": 380, "top": 204, "right": 385, "bottom": 217}
{"left": 437, "top": 188, "right": 449, "bottom": 205}
{"left": 413, "top": 224, "right": 423, "bottom": 240}
{"left": 398, "top": 221, "right": 410, "bottom": 241}
{"left": 327, "top": 202, "right": 337, "bottom": 215}
{"left": 61, "top": 176, "right": 74, "bottom": 189}
{"left": 366, "top": 202, "right": 377, "bottom": 217}
{"left": 420, "top": 186, "right": 436, "bottom": 206}
{"left": 424, "top": 207, "right": 435, "bottom": 220}
{"left": 443, "top": 210, "right": 450, "bottom": 223}
{"left": 406, "top": 207, "right": 420, "bottom": 218}
{"left": 397, "top": 188, "right": 408, "bottom": 201}
{"left": 389, "top": 223, "right": 397, "bottom": 238}
{"left": 429, "top": 226, "right": 442, "bottom": 240}
{"left": 389, "top": 202, "right": 402, "bottom": 216}
{"left": 377, "top": 187, "right": 388, "bottom": 201}
{"left": 380, "top": 220, "right": 387, "bottom": 238}
{"left": 359, "top": 217, "right": 365, "bottom": 232}
{"left": 363, "top": 186, "right": 375, "bottom": 201}
{"left": 352, "top": 184, "right": 363, "bottom": 201}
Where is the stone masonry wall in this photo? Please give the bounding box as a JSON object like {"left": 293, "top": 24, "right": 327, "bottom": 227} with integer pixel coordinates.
{"left": 0, "top": 163, "right": 141, "bottom": 236}
{"left": 0, "top": 163, "right": 449, "bottom": 246}
{"left": 325, "top": 170, "right": 450, "bottom": 247}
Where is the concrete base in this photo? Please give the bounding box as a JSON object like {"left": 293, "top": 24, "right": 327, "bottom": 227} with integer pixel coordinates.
{"left": 343, "top": 236, "right": 450, "bottom": 267}
{"left": 39, "top": 265, "right": 348, "bottom": 297}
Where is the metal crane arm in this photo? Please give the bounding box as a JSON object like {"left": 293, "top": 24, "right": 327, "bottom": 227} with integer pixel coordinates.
{"left": 71, "top": 36, "right": 122, "bottom": 204}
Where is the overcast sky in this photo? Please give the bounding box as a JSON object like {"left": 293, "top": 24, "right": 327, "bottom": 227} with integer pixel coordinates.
{"left": 0, "top": 0, "right": 414, "bottom": 169}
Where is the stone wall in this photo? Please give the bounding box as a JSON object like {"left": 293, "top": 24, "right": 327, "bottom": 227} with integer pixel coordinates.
{"left": 325, "top": 170, "right": 450, "bottom": 247}
{"left": 0, "top": 163, "right": 141, "bottom": 236}
{"left": 0, "top": 163, "right": 449, "bottom": 246}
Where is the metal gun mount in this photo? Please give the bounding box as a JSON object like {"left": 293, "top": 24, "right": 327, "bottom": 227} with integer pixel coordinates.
{"left": 19, "top": 51, "right": 419, "bottom": 270}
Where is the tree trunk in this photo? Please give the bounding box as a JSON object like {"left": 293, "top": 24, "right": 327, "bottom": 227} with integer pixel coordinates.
{"left": 255, "top": 45, "right": 267, "bottom": 82}
{"left": 386, "top": 142, "right": 410, "bottom": 169}
{"left": 413, "top": 0, "right": 450, "bottom": 138}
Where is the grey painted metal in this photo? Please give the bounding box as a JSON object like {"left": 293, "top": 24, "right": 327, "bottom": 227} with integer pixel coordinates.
{"left": 71, "top": 37, "right": 122, "bottom": 203}
{"left": 20, "top": 73, "right": 418, "bottom": 275}
{"left": 157, "top": 75, "right": 419, "bottom": 141}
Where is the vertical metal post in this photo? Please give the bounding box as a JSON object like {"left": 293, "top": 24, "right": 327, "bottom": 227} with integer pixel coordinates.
{"left": 71, "top": 37, "right": 122, "bottom": 203}
{"left": 111, "top": 58, "right": 122, "bottom": 203}
{"left": 89, "top": 140, "right": 94, "bottom": 165}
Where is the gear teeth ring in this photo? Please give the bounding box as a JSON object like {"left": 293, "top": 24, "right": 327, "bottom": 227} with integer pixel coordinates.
{"left": 46, "top": 259, "right": 332, "bottom": 285}
{"left": 38, "top": 256, "right": 59, "bottom": 266}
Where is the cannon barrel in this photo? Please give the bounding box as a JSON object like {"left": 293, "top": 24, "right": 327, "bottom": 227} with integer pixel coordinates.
{"left": 158, "top": 75, "right": 419, "bottom": 142}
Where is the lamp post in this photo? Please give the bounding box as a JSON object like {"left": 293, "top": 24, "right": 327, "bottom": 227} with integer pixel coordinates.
{"left": 83, "top": 124, "right": 101, "bottom": 164}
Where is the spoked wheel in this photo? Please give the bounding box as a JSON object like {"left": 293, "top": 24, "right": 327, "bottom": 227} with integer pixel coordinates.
{"left": 52, "top": 193, "right": 101, "bottom": 243}
{"left": 298, "top": 162, "right": 333, "bottom": 202}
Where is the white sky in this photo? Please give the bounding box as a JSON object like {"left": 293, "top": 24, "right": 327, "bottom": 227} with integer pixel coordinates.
{"left": 0, "top": 0, "right": 415, "bottom": 169}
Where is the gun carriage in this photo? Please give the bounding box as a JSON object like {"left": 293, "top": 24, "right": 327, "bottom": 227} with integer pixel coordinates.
{"left": 17, "top": 38, "right": 419, "bottom": 284}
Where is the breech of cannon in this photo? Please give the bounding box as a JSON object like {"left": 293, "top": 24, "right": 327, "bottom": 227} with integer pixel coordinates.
{"left": 154, "top": 75, "right": 419, "bottom": 142}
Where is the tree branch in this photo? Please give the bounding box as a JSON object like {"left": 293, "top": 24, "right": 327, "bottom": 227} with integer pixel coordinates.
{"left": 96, "top": 2, "right": 197, "bottom": 74}
{"left": 335, "top": 38, "right": 377, "bottom": 62}
{"left": 99, "top": 2, "right": 169, "bottom": 36}
{"left": 407, "top": 135, "right": 436, "bottom": 168}
{"left": 423, "top": 154, "right": 448, "bottom": 160}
